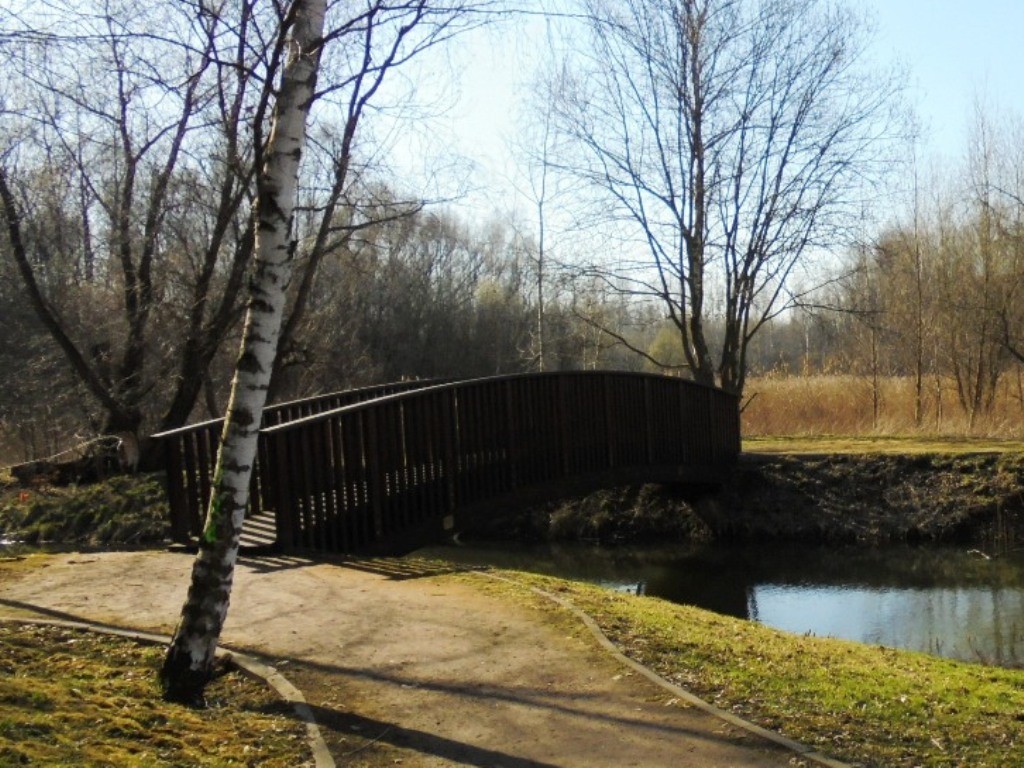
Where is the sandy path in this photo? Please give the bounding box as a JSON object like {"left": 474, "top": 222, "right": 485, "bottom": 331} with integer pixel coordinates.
{"left": 0, "top": 551, "right": 798, "bottom": 767}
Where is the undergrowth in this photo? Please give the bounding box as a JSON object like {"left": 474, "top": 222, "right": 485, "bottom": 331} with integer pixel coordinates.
{"left": 0, "top": 474, "right": 169, "bottom": 547}
{"left": 0, "top": 622, "right": 309, "bottom": 766}
{"left": 478, "top": 570, "right": 1024, "bottom": 768}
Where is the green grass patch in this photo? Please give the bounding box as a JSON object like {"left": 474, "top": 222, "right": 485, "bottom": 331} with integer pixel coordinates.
{"left": 475, "top": 569, "right": 1024, "bottom": 768}
{"left": 0, "top": 474, "right": 169, "bottom": 547}
{"left": 0, "top": 622, "right": 309, "bottom": 766}
{"left": 714, "top": 452, "right": 1024, "bottom": 545}
{"left": 743, "top": 435, "right": 1024, "bottom": 455}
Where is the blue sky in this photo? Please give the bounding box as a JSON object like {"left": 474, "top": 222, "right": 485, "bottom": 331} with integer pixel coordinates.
{"left": 862, "top": 0, "right": 1024, "bottom": 162}
{"left": 394, "top": 0, "right": 1024, "bottom": 214}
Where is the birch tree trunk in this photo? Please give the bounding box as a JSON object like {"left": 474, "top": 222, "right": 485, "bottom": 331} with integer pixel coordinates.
{"left": 160, "top": 0, "right": 327, "bottom": 704}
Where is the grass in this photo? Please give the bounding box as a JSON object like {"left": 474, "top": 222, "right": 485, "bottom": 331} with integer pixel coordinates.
{"left": 743, "top": 434, "right": 1024, "bottom": 455}
{"left": 0, "top": 473, "right": 169, "bottom": 546}
{"left": 0, "top": 622, "right": 311, "bottom": 767}
{"left": 469, "top": 569, "right": 1024, "bottom": 768}
{"left": 743, "top": 374, "right": 1024, "bottom": 440}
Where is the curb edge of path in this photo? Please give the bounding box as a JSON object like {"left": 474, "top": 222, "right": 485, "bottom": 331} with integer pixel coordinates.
{"left": 0, "top": 616, "right": 335, "bottom": 768}
{"left": 478, "top": 572, "right": 853, "bottom": 768}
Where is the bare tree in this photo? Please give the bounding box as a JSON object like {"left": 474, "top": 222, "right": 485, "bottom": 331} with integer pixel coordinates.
{"left": 158, "top": 0, "right": 481, "bottom": 703}
{"left": 0, "top": 0, "right": 282, "bottom": 450}
{"left": 825, "top": 107, "right": 1024, "bottom": 432}
{"left": 159, "top": 0, "right": 328, "bottom": 704}
{"left": 273, "top": 0, "right": 470, "bottom": 390}
{"left": 546, "top": 0, "right": 904, "bottom": 394}
{"left": 0, "top": 0, "right": 472, "bottom": 456}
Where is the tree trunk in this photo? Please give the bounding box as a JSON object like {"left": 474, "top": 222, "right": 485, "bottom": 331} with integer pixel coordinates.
{"left": 160, "top": 0, "right": 327, "bottom": 704}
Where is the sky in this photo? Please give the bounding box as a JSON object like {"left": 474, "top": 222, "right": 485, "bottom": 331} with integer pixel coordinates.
{"left": 399, "top": 0, "right": 1024, "bottom": 220}
{"left": 862, "top": 0, "right": 1024, "bottom": 164}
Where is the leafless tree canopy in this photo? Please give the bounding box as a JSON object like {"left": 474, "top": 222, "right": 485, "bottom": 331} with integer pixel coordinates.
{"left": 0, "top": 0, "right": 480, "bottom": 455}
{"left": 7, "top": 0, "right": 1024, "bottom": 458}
{"left": 546, "top": 0, "right": 905, "bottom": 394}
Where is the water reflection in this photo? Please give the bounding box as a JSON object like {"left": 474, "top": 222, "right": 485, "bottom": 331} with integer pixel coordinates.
{"left": 416, "top": 541, "right": 1024, "bottom": 667}
{"left": 749, "top": 584, "right": 1024, "bottom": 667}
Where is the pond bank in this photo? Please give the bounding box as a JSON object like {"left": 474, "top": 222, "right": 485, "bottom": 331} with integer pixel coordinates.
{"left": 0, "top": 474, "right": 168, "bottom": 548}
{"left": 710, "top": 452, "right": 1024, "bottom": 547}
{"left": 4, "top": 452, "right": 1023, "bottom": 552}
{"left": 466, "top": 452, "right": 1024, "bottom": 550}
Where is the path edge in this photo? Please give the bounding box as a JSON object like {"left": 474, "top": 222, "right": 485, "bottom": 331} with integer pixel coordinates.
{"left": 0, "top": 617, "right": 334, "bottom": 768}
{"left": 478, "top": 572, "right": 852, "bottom": 768}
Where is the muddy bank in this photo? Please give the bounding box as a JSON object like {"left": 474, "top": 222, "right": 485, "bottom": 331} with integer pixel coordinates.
{"left": 700, "top": 453, "right": 1024, "bottom": 547}
{"left": 5, "top": 453, "right": 1023, "bottom": 551}
{"left": 467, "top": 453, "right": 1024, "bottom": 549}
{"left": 0, "top": 474, "right": 169, "bottom": 547}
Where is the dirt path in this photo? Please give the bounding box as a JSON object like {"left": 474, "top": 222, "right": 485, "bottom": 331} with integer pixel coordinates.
{"left": 0, "top": 551, "right": 800, "bottom": 767}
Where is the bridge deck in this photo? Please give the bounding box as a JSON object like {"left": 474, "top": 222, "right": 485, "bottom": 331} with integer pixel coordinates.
{"left": 155, "top": 372, "right": 740, "bottom": 554}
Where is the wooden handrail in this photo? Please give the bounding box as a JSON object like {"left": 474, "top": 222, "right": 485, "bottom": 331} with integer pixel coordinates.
{"left": 152, "top": 379, "right": 448, "bottom": 439}
{"left": 261, "top": 371, "right": 739, "bottom": 552}
{"left": 157, "top": 372, "right": 740, "bottom": 551}
{"left": 155, "top": 378, "right": 446, "bottom": 541}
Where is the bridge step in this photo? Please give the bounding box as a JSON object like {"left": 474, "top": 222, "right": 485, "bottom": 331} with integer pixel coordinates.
{"left": 159, "top": 372, "right": 741, "bottom": 555}
{"left": 239, "top": 509, "right": 277, "bottom": 550}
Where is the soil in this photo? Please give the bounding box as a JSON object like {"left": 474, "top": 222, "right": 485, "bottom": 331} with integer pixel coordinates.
{"left": 4, "top": 452, "right": 1018, "bottom": 765}
{"left": 0, "top": 550, "right": 801, "bottom": 767}
{"left": 471, "top": 453, "right": 1024, "bottom": 549}
{"left": 705, "top": 452, "right": 1024, "bottom": 546}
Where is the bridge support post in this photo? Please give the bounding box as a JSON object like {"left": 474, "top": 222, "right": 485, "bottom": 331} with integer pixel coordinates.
{"left": 641, "top": 378, "right": 649, "bottom": 464}
{"left": 441, "top": 390, "right": 458, "bottom": 524}
{"left": 365, "top": 410, "right": 384, "bottom": 540}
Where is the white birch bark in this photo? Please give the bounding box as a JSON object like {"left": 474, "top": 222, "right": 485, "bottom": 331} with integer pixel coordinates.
{"left": 161, "top": 0, "right": 328, "bottom": 703}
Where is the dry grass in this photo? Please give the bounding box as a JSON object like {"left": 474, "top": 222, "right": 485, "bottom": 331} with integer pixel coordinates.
{"left": 743, "top": 373, "right": 1024, "bottom": 439}
{"left": 0, "top": 622, "right": 311, "bottom": 767}
{"left": 743, "top": 435, "right": 1024, "bottom": 454}
{"left": 474, "top": 570, "right": 1024, "bottom": 768}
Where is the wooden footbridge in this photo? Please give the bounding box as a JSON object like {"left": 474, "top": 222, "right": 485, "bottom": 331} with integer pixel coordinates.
{"left": 155, "top": 372, "right": 740, "bottom": 554}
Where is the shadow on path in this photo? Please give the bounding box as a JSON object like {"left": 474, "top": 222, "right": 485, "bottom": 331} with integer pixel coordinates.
{"left": 0, "top": 597, "right": 149, "bottom": 636}
{"left": 283, "top": 655, "right": 761, "bottom": 751}
{"left": 306, "top": 707, "right": 561, "bottom": 768}
{"left": 334, "top": 556, "right": 482, "bottom": 581}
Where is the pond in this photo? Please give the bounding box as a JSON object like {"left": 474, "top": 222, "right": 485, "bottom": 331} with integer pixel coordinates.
{"left": 414, "top": 541, "right": 1024, "bottom": 668}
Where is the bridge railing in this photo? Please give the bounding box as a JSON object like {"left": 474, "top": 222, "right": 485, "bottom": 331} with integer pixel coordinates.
{"left": 259, "top": 371, "right": 739, "bottom": 553}
{"left": 153, "top": 379, "right": 446, "bottom": 543}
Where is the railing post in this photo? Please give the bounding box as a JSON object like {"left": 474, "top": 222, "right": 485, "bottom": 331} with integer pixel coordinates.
{"left": 181, "top": 432, "right": 202, "bottom": 538}
{"left": 164, "top": 437, "right": 189, "bottom": 544}
{"left": 326, "top": 416, "right": 345, "bottom": 552}
{"left": 364, "top": 409, "right": 385, "bottom": 540}
{"left": 504, "top": 378, "right": 518, "bottom": 490}
{"left": 340, "top": 412, "right": 366, "bottom": 548}
{"left": 603, "top": 375, "right": 614, "bottom": 468}
{"left": 443, "top": 388, "right": 458, "bottom": 518}
{"left": 195, "top": 427, "right": 214, "bottom": 532}
{"left": 557, "top": 374, "right": 570, "bottom": 477}
{"left": 643, "top": 376, "right": 654, "bottom": 465}
{"left": 264, "top": 430, "right": 294, "bottom": 551}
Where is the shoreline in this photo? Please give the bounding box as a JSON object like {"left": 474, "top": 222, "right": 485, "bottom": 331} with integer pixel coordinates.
{"left": 465, "top": 451, "right": 1024, "bottom": 550}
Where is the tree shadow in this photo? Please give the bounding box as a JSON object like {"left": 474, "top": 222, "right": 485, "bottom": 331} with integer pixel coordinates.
{"left": 237, "top": 551, "right": 481, "bottom": 580}
{"left": 279, "top": 655, "right": 782, "bottom": 751}
{"left": 0, "top": 598, "right": 168, "bottom": 642}
{"left": 305, "top": 706, "right": 561, "bottom": 768}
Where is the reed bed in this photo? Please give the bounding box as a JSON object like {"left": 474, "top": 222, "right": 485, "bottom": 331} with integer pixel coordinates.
{"left": 742, "top": 373, "right": 1024, "bottom": 439}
